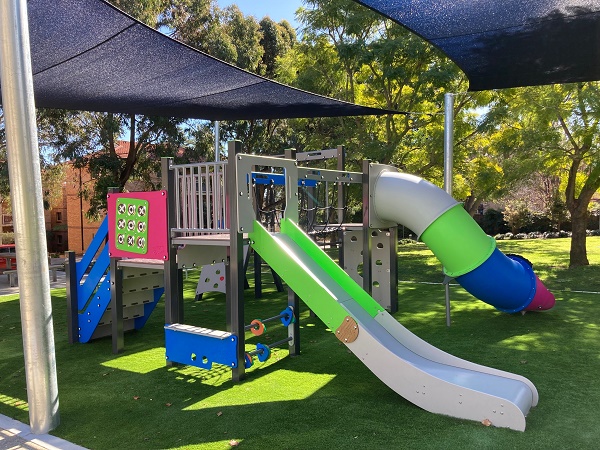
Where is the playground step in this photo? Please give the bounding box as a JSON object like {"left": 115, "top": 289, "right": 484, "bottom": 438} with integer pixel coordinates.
{"left": 165, "top": 323, "right": 233, "bottom": 339}
{"left": 165, "top": 323, "right": 238, "bottom": 369}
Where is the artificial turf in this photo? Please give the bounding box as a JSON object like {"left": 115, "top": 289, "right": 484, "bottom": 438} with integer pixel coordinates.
{"left": 1, "top": 237, "right": 599, "bottom": 449}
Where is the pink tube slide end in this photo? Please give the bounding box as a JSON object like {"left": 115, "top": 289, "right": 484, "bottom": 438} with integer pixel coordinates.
{"left": 525, "top": 277, "right": 556, "bottom": 311}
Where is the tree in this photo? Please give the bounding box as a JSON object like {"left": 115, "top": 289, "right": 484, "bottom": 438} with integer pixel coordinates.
{"left": 26, "top": 1, "right": 220, "bottom": 218}
{"left": 276, "top": 0, "right": 483, "bottom": 189}
{"left": 456, "top": 155, "right": 504, "bottom": 216}
{"left": 110, "top": 0, "right": 169, "bottom": 27}
{"left": 39, "top": 109, "right": 190, "bottom": 218}
{"left": 222, "top": 5, "right": 264, "bottom": 72}
{"left": 489, "top": 82, "right": 600, "bottom": 267}
{"left": 503, "top": 200, "right": 531, "bottom": 234}
{"left": 259, "top": 17, "right": 296, "bottom": 78}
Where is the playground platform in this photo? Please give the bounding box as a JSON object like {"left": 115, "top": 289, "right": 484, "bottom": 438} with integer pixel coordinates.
{"left": 0, "top": 414, "right": 86, "bottom": 450}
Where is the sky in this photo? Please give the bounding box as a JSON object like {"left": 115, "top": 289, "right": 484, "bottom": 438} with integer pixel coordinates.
{"left": 216, "top": 0, "right": 304, "bottom": 29}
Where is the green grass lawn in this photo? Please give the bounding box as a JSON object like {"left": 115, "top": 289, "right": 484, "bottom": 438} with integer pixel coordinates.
{"left": 1, "top": 237, "right": 600, "bottom": 449}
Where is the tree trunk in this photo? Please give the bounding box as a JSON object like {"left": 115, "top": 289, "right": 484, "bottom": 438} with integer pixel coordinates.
{"left": 463, "top": 195, "right": 482, "bottom": 217}
{"left": 569, "top": 206, "right": 589, "bottom": 267}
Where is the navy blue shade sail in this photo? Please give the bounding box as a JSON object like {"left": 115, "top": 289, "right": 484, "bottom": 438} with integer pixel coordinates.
{"left": 0, "top": 0, "right": 395, "bottom": 120}
{"left": 352, "top": 0, "right": 600, "bottom": 90}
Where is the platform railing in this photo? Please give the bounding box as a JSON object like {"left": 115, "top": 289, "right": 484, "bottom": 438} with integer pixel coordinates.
{"left": 171, "top": 161, "right": 228, "bottom": 235}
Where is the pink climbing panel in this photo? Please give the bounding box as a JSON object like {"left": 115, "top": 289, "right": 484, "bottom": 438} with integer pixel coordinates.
{"left": 107, "top": 190, "right": 169, "bottom": 261}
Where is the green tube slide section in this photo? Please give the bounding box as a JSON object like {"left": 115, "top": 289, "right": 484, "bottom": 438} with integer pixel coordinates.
{"left": 420, "top": 204, "right": 496, "bottom": 278}
{"left": 249, "top": 219, "right": 384, "bottom": 330}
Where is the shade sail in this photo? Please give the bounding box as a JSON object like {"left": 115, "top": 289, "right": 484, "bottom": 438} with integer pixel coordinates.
{"left": 0, "top": 0, "right": 394, "bottom": 120}
{"left": 353, "top": 0, "right": 600, "bottom": 91}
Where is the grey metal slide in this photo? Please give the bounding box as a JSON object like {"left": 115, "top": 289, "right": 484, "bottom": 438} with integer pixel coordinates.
{"left": 250, "top": 219, "right": 537, "bottom": 431}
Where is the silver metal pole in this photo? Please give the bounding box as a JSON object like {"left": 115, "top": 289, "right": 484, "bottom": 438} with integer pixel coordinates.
{"left": 443, "top": 93, "right": 455, "bottom": 328}
{"left": 0, "top": 0, "right": 60, "bottom": 433}
{"left": 443, "top": 93, "right": 454, "bottom": 196}
{"left": 214, "top": 121, "right": 221, "bottom": 227}
{"left": 214, "top": 121, "right": 220, "bottom": 162}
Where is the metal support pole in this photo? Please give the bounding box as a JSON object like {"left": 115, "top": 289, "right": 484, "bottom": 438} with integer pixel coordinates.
{"left": 108, "top": 188, "right": 124, "bottom": 353}
{"left": 214, "top": 121, "right": 220, "bottom": 162}
{"left": 388, "top": 227, "right": 399, "bottom": 314}
{"left": 444, "top": 93, "right": 455, "bottom": 196}
{"left": 443, "top": 93, "right": 455, "bottom": 327}
{"left": 336, "top": 145, "right": 345, "bottom": 225}
{"left": 0, "top": 0, "right": 59, "bottom": 433}
{"left": 110, "top": 256, "right": 124, "bottom": 353}
{"left": 162, "top": 157, "right": 183, "bottom": 326}
{"left": 226, "top": 141, "right": 246, "bottom": 381}
{"left": 362, "top": 160, "right": 372, "bottom": 294}
{"left": 284, "top": 148, "right": 301, "bottom": 356}
{"left": 65, "top": 251, "right": 79, "bottom": 344}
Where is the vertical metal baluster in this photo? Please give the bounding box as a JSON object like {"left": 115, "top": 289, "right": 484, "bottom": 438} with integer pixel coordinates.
{"left": 202, "top": 165, "right": 206, "bottom": 231}
{"left": 216, "top": 163, "right": 223, "bottom": 229}
{"left": 190, "top": 166, "right": 196, "bottom": 232}
{"left": 222, "top": 164, "right": 228, "bottom": 230}
{"left": 181, "top": 168, "right": 187, "bottom": 232}
{"left": 199, "top": 165, "right": 205, "bottom": 231}
{"left": 174, "top": 168, "right": 181, "bottom": 232}
{"left": 207, "top": 164, "right": 217, "bottom": 230}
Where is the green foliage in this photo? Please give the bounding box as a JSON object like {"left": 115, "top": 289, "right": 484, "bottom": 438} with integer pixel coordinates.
{"left": 259, "top": 18, "right": 297, "bottom": 78}
{"left": 503, "top": 200, "right": 532, "bottom": 234}
{"left": 109, "top": 0, "right": 169, "bottom": 27}
{"left": 479, "top": 208, "right": 509, "bottom": 235}
{"left": 487, "top": 82, "right": 600, "bottom": 266}
{"left": 0, "top": 232, "right": 14, "bottom": 244}
{"left": 160, "top": 0, "right": 234, "bottom": 61}
{"left": 549, "top": 192, "right": 569, "bottom": 230}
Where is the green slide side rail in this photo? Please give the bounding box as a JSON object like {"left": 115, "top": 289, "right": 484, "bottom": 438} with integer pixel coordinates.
{"left": 249, "top": 219, "right": 384, "bottom": 330}
{"left": 280, "top": 219, "right": 384, "bottom": 317}
{"left": 421, "top": 203, "right": 496, "bottom": 278}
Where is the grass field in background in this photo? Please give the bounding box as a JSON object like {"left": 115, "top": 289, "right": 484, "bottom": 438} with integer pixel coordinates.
{"left": 1, "top": 237, "right": 600, "bottom": 449}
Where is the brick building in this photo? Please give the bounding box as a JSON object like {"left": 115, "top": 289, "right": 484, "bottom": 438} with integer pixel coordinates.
{"left": 64, "top": 163, "right": 103, "bottom": 254}
{"left": 1, "top": 184, "right": 68, "bottom": 254}
{"left": 45, "top": 183, "right": 69, "bottom": 254}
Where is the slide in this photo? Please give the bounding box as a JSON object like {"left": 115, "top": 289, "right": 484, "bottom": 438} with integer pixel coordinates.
{"left": 250, "top": 218, "right": 538, "bottom": 431}
{"left": 373, "top": 171, "right": 555, "bottom": 312}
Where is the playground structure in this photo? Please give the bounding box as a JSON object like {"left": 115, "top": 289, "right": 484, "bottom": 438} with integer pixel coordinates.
{"left": 66, "top": 140, "right": 555, "bottom": 430}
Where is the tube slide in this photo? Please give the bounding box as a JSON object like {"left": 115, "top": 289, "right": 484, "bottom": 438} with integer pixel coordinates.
{"left": 250, "top": 219, "right": 537, "bottom": 430}
{"left": 373, "top": 171, "right": 555, "bottom": 312}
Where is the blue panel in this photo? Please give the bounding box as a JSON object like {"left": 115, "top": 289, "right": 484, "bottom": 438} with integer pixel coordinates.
{"left": 134, "top": 287, "right": 164, "bottom": 330}
{"left": 165, "top": 327, "right": 238, "bottom": 369}
{"left": 251, "top": 172, "right": 317, "bottom": 187}
{"left": 77, "top": 245, "right": 110, "bottom": 310}
{"left": 78, "top": 275, "right": 111, "bottom": 343}
{"left": 456, "top": 249, "right": 536, "bottom": 313}
{"left": 76, "top": 217, "right": 109, "bottom": 281}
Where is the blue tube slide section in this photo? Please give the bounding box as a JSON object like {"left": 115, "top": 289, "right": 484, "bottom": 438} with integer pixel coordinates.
{"left": 456, "top": 250, "right": 551, "bottom": 313}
